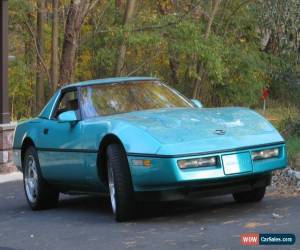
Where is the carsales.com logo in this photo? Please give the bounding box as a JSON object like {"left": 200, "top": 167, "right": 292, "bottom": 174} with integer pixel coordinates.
{"left": 240, "top": 233, "right": 296, "bottom": 246}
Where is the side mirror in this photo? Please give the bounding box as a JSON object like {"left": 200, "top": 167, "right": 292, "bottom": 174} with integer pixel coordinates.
{"left": 191, "top": 99, "right": 203, "bottom": 108}
{"left": 58, "top": 110, "right": 78, "bottom": 123}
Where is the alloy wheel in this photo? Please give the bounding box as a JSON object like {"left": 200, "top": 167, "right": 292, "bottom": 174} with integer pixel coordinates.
{"left": 24, "top": 155, "right": 38, "bottom": 203}
{"left": 108, "top": 166, "right": 116, "bottom": 214}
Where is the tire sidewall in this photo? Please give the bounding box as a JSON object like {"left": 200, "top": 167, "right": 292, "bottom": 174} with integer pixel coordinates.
{"left": 233, "top": 186, "right": 266, "bottom": 203}
{"left": 23, "top": 146, "right": 43, "bottom": 209}
{"left": 107, "top": 144, "right": 135, "bottom": 221}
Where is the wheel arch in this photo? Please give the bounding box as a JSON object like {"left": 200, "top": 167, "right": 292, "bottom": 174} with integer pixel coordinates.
{"left": 21, "top": 137, "right": 36, "bottom": 170}
{"left": 97, "top": 134, "right": 128, "bottom": 185}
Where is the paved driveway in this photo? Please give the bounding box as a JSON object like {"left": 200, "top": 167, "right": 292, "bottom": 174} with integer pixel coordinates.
{"left": 0, "top": 180, "right": 299, "bottom": 250}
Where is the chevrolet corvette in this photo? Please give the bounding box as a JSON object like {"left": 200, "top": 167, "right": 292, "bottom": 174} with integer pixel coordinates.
{"left": 13, "top": 77, "right": 287, "bottom": 221}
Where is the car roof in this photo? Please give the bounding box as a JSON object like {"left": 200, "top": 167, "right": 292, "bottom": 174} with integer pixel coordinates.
{"left": 61, "top": 76, "right": 158, "bottom": 89}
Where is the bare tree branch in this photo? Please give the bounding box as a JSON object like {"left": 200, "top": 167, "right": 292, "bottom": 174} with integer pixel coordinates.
{"left": 224, "top": 0, "right": 257, "bottom": 33}
{"left": 23, "top": 16, "right": 51, "bottom": 85}
{"left": 127, "top": 51, "right": 161, "bottom": 76}
{"left": 95, "top": 1, "right": 207, "bottom": 35}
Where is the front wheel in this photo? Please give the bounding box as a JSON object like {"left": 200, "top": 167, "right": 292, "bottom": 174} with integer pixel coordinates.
{"left": 23, "top": 146, "right": 59, "bottom": 210}
{"left": 232, "top": 187, "right": 266, "bottom": 203}
{"left": 107, "top": 144, "right": 136, "bottom": 222}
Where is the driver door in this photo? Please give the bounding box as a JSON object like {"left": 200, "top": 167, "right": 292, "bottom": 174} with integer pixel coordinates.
{"left": 37, "top": 88, "right": 86, "bottom": 186}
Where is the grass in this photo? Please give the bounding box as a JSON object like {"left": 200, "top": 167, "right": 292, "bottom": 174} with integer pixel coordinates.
{"left": 257, "top": 104, "right": 300, "bottom": 169}
{"left": 286, "top": 136, "right": 300, "bottom": 170}
{"left": 257, "top": 105, "right": 300, "bottom": 130}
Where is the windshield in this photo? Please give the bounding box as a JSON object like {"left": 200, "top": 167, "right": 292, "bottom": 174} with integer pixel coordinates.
{"left": 80, "top": 80, "right": 192, "bottom": 118}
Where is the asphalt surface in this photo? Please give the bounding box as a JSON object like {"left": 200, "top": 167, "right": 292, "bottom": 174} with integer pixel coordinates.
{"left": 0, "top": 180, "right": 299, "bottom": 250}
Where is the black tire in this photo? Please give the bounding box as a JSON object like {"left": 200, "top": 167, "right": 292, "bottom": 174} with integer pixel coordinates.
{"left": 23, "top": 146, "right": 59, "bottom": 210}
{"left": 232, "top": 187, "right": 266, "bottom": 203}
{"left": 107, "top": 144, "right": 136, "bottom": 222}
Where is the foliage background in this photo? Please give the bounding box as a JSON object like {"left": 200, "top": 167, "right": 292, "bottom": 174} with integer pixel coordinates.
{"left": 7, "top": 0, "right": 300, "bottom": 118}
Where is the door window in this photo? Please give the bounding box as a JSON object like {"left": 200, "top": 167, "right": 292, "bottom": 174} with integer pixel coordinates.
{"left": 53, "top": 90, "right": 79, "bottom": 119}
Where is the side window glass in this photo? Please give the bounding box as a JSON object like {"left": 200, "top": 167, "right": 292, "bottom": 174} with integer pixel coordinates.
{"left": 80, "top": 87, "right": 99, "bottom": 119}
{"left": 53, "top": 91, "right": 78, "bottom": 119}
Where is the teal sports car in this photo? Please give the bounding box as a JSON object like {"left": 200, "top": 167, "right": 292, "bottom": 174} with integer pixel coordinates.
{"left": 13, "top": 77, "right": 287, "bottom": 221}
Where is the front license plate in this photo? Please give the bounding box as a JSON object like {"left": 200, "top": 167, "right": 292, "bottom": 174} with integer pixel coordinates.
{"left": 222, "top": 152, "right": 252, "bottom": 175}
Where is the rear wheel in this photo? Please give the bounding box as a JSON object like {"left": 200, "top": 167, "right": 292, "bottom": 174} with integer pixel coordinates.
{"left": 107, "top": 144, "right": 136, "bottom": 222}
{"left": 232, "top": 187, "right": 266, "bottom": 203}
{"left": 23, "top": 146, "right": 59, "bottom": 210}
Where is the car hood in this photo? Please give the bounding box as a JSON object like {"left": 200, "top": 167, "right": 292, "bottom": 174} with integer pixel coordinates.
{"left": 113, "top": 107, "right": 284, "bottom": 155}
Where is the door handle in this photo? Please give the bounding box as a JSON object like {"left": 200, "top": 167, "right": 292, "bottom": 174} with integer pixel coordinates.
{"left": 43, "top": 128, "right": 49, "bottom": 135}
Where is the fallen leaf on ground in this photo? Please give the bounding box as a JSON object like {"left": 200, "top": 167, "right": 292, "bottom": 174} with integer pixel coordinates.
{"left": 223, "top": 220, "right": 239, "bottom": 224}
{"left": 272, "top": 213, "right": 284, "bottom": 219}
{"left": 244, "top": 222, "right": 270, "bottom": 228}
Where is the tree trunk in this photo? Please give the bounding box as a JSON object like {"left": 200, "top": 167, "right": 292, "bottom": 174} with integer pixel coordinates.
{"left": 59, "top": 0, "right": 83, "bottom": 86}
{"left": 115, "top": 0, "right": 124, "bottom": 24}
{"left": 59, "top": 0, "right": 100, "bottom": 86}
{"left": 24, "top": 12, "right": 35, "bottom": 114}
{"left": 51, "top": 0, "right": 59, "bottom": 94}
{"left": 25, "top": 13, "right": 34, "bottom": 66}
{"left": 205, "top": 0, "right": 221, "bottom": 39}
{"left": 157, "top": 0, "right": 179, "bottom": 85}
{"left": 169, "top": 55, "right": 179, "bottom": 85}
{"left": 114, "top": 0, "right": 136, "bottom": 76}
{"left": 193, "top": 0, "right": 222, "bottom": 99}
{"left": 36, "top": 0, "right": 45, "bottom": 113}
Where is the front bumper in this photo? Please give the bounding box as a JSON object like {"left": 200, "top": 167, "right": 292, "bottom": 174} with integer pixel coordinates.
{"left": 134, "top": 173, "right": 271, "bottom": 201}
{"left": 128, "top": 143, "right": 287, "bottom": 192}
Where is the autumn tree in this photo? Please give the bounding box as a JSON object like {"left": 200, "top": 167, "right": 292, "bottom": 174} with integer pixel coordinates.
{"left": 192, "top": 0, "right": 222, "bottom": 100}
{"left": 50, "top": 0, "right": 59, "bottom": 94}
{"left": 114, "top": 0, "right": 136, "bottom": 76}
{"left": 7, "top": 0, "right": 300, "bottom": 119}
{"left": 36, "top": 0, "right": 46, "bottom": 112}
{"left": 59, "top": 0, "right": 100, "bottom": 86}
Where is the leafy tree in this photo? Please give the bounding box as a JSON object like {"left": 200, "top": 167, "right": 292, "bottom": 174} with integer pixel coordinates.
{"left": 7, "top": 0, "right": 300, "bottom": 120}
